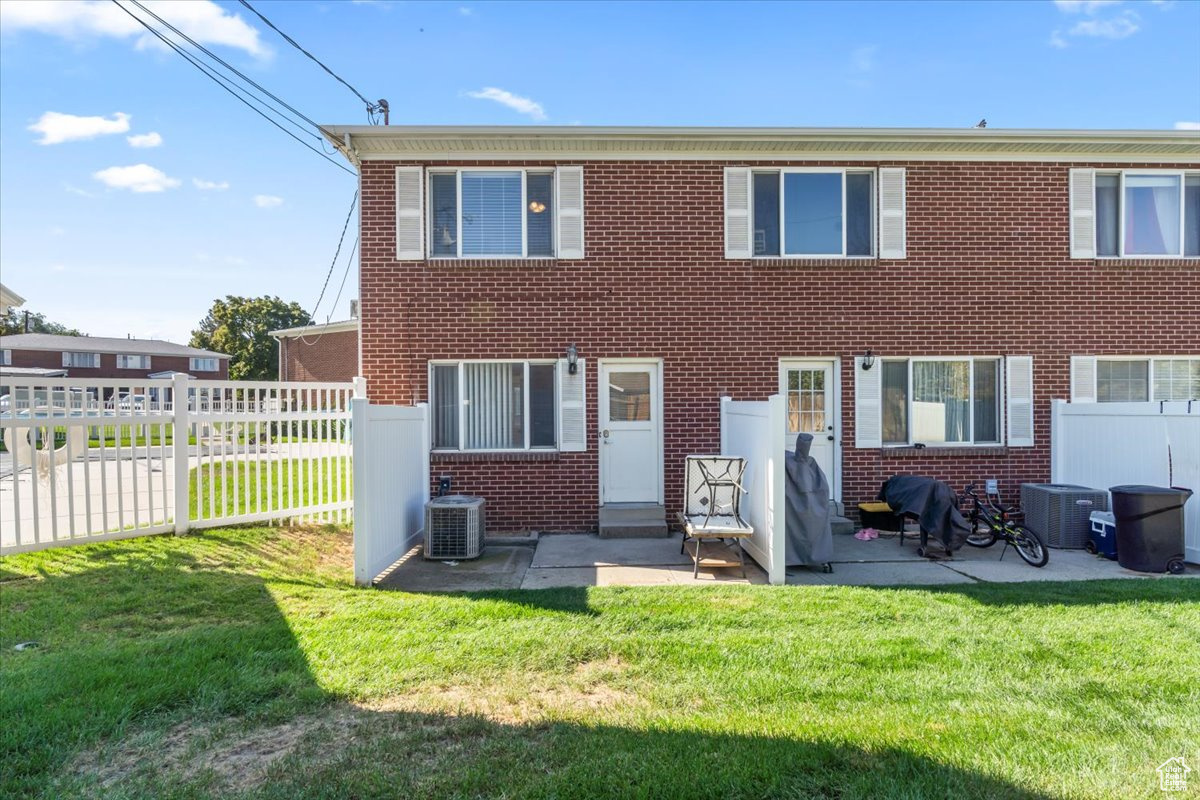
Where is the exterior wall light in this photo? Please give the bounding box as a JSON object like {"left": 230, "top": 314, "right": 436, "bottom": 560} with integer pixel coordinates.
{"left": 861, "top": 350, "right": 875, "bottom": 370}
{"left": 566, "top": 343, "right": 579, "bottom": 375}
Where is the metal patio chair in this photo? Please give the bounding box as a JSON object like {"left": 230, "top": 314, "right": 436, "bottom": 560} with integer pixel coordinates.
{"left": 678, "top": 455, "right": 753, "bottom": 578}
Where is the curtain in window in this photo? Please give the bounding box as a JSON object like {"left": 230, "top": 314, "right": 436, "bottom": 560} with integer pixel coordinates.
{"left": 1125, "top": 175, "right": 1181, "bottom": 256}
{"left": 430, "top": 173, "right": 457, "bottom": 257}
{"left": 1185, "top": 176, "right": 1200, "bottom": 257}
{"left": 1095, "top": 174, "right": 1119, "bottom": 257}
{"left": 461, "top": 172, "right": 522, "bottom": 256}
{"left": 912, "top": 361, "right": 970, "bottom": 443}
{"left": 463, "top": 362, "right": 524, "bottom": 449}
{"left": 432, "top": 365, "right": 460, "bottom": 448}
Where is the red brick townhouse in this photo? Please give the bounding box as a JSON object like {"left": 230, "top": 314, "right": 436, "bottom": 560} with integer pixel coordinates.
{"left": 321, "top": 125, "right": 1200, "bottom": 533}
{"left": 1, "top": 333, "right": 229, "bottom": 386}
{"left": 270, "top": 318, "right": 360, "bottom": 382}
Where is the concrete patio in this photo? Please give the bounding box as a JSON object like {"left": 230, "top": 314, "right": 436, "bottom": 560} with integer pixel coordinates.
{"left": 376, "top": 529, "right": 1198, "bottom": 592}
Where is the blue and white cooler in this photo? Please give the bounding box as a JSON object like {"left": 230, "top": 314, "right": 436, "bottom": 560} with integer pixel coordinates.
{"left": 1087, "top": 511, "right": 1118, "bottom": 560}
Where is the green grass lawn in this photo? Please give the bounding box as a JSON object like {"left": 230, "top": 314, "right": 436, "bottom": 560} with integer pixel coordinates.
{"left": 188, "top": 458, "right": 351, "bottom": 519}
{"left": 1, "top": 528, "right": 1197, "bottom": 799}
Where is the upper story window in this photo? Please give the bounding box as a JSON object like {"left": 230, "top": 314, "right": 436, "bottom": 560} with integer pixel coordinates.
{"left": 1079, "top": 170, "right": 1200, "bottom": 258}
{"left": 0, "top": 349, "right": 10, "bottom": 366}
{"left": 190, "top": 357, "right": 218, "bottom": 372}
{"left": 429, "top": 169, "right": 555, "bottom": 259}
{"left": 117, "top": 354, "right": 151, "bottom": 370}
{"left": 752, "top": 169, "right": 875, "bottom": 257}
{"left": 1074, "top": 356, "right": 1200, "bottom": 402}
{"left": 62, "top": 351, "right": 99, "bottom": 368}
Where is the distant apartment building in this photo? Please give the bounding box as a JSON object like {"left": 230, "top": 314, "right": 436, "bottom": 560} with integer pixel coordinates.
{"left": 0, "top": 333, "right": 230, "bottom": 384}
{"left": 270, "top": 319, "right": 359, "bottom": 382}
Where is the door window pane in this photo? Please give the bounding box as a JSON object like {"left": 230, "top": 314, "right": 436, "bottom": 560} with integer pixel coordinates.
{"left": 526, "top": 173, "right": 554, "bottom": 257}
{"left": 787, "top": 368, "right": 826, "bottom": 434}
{"left": 846, "top": 172, "right": 873, "bottom": 256}
{"left": 1095, "top": 173, "right": 1119, "bottom": 257}
{"left": 430, "top": 173, "right": 458, "bottom": 257}
{"left": 784, "top": 172, "right": 842, "bottom": 255}
{"left": 463, "top": 362, "right": 524, "bottom": 448}
{"left": 609, "top": 372, "right": 651, "bottom": 421}
{"left": 882, "top": 361, "right": 909, "bottom": 445}
{"left": 432, "top": 365, "right": 459, "bottom": 448}
{"left": 973, "top": 359, "right": 1000, "bottom": 443}
{"left": 1124, "top": 174, "right": 1181, "bottom": 256}
{"left": 1097, "top": 360, "right": 1149, "bottom": 402}
{"left": 461, "top": 171, "right": 522, "bottom": 256}
{"left": 529, "top": 363, "right": 557, "bottom": 447}
{"left": 753, "top": 172, "right": 780, "bottom": 256}
{"left": 912, "top": 361, "right": 970, "bottom": 444}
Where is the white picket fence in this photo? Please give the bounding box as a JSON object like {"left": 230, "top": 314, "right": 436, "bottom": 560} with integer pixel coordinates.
{"left": 351, "top": 400, "right": 430, "bottom": 585}
{"left": 1051, "top": 400, "right": 1200, "bottom": 563}
{"left": 0, "top": 374, "right": 360, "bottom": 555}
{"left": 720, "top": 395, "right": 787, "bottom": 585}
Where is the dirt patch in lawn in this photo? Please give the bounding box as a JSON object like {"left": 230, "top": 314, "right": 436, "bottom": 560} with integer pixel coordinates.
{"left": 66, "top": 657, "right": 637, "bottom": 794}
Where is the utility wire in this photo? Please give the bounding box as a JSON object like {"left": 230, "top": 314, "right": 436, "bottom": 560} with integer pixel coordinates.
{"left": 299, "top": 236, "right": 359, "bottom": 347}
{"left": 237, "top": 0, "right": 374, "bottom": 107}
{"left": 309, "top": 191, "right": 359, "bottom": 322}
{"left": 110, "top": 0, "right": 354, "bottom": 176}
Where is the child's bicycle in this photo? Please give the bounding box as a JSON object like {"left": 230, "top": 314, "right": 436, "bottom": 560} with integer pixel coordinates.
{"left": 960, "top": 483, "right": 1049, "bottom": 567}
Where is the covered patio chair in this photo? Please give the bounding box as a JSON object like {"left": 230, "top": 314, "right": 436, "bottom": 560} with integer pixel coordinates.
{"left": 677, "top": 455, "right": 754, "bottom": 578}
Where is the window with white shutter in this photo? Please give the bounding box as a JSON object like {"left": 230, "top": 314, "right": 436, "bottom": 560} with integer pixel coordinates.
{"left": 556, "top": 166, "right": 584, "bottom": 259}
{"left": 1070, "top": 356, "right": 1097, "bottom": 402}
{"left": 878, "top": 167, "right": 906, "bottom": 259}
{"left": 724, "top": 167, "right": 752, "bottom": 258}
{"left": 395, "top": 166, "right": 424, "bottom": 260}
{"left": 557, "top": 357, "right": 587, "bottom": 452}
{"left": 1069, "top": 168, "right": 1096, "bottom": 259}
{"left": 854, "top": 356, "right": 882, "bottom": 448}
{"left": 1006, "top": 356, "right": 1034, "bottom": 447}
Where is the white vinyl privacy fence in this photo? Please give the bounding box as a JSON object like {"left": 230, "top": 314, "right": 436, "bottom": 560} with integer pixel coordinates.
{"left": 1051, "top": 400, "right": 1200, "bottom": 564}
{"left": 720, "top": 395, "right": 786, "bottom": 584}
{"left": 1, "top": 374, "right": 359, "bottom": 555}
{"left": 351, "top": 400, "right": 430, "bottom": 585}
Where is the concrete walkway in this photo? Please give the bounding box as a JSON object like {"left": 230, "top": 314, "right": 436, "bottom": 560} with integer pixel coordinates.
{"left": 378, "top": 530, "right": 1198, "bottom": 593}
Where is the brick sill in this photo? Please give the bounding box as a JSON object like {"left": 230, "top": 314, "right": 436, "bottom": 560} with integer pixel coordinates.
{"left": 432, "top": 450, "right": 562, "bottom": 464}
{"left": 419, "top": 258, "right": 559, "bottom": 268}
{"left": 882, "top": 446, "right": 1009, "bottom": 458}
{"left": 1095, "top": 258, "right": 1199, "bottom": 268}
{"left": 750, "top": 258, "right": 878, "bottom": 268}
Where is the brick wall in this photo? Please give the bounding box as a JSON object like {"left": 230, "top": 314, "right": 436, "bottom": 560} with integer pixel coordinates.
{"left": 5, "top": 349, "right": 228, "bottom": 380}
{"left": 359, "top": 159, "right": 1200, "bottom": 533}
{"left": 278, "top": 329, "right": 359, "bottom": 382}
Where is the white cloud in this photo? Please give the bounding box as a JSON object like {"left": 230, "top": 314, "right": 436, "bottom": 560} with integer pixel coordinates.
{"left": 1049, "top": 29, "right": 1069, "bottom": 48}
{"left": 0, "top": 0, "right": 270, "bottom": 58}
{"left": 193, "top": 178, "right": 230, "bottom": 191}
{"left": 127, "top": 131, "right": 163, "bottom": 148}
{"left": 465, "top": 87, "right": 547, "bottom": 121}
{"left": 458, "top": 6, "right": 474, "bottom": 15}
{"left": 1070, "top": 11, "right": 1140, "bottom": 38}
{"left": 1053, "top": 0, "right": 1122, "bottom": 12}
{"left": 28, "top": 111, "right": 130, "bottom": 145}
{"left": 63, "top": 183, "right": 97, "bottom": 198}
{"left": 92, "top": 164, "right": 181, "bottom": 193}
{"left": 851, "top": 45, "right": 876, "bottom": 73}
{"left": 254, "top": 194, "right": 284, "bottom": 208}
{"left": 1175, "top": 121, "right": 1200, "bottom": 130}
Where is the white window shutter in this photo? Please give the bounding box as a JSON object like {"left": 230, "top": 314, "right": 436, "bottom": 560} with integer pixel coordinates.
{"left": 1069, "top": 168, "right": 1096, "bottom": 259}
{"left": 1070, "top": 356, "right": 1097, "bottom": 402}
{"left": 556, "top": 166, "right": 584, "bottom": 259}
{"left": 878, "top": 167, "right": 906, "bottom": 259}
{"left": 724, "top": 167, "right": 751, "bottom": 259}
{"left": 557, "top": 358, "right": 587, "bottom": 452}
{"left": 854, "top": 357, "right": 882, "bottom": 448}
{"left": 1007, "top": 356, "right": 1034, "bottom": 447}
{"left": 395, "top": 166, "right": 424, "bottom": 260}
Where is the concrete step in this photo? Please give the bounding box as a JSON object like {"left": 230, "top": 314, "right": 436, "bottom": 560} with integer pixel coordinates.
{"left": 598, "top": 503, "right": 668, "bottom": 538}
{"left": 831, "top": 514, "right": 855, "bottom": 536}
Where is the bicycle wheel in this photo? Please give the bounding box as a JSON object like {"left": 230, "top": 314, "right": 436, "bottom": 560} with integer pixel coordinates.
{"left": 1010, "top": 525, "right": 1048, "bottom": 567}
{"left": 965, "top": 519, "right": 997, "bottom": 548}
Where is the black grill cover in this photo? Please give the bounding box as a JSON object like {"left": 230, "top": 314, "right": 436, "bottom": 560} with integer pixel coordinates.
{"left": 878, "top": 475, "right": 971, "bottom": 552}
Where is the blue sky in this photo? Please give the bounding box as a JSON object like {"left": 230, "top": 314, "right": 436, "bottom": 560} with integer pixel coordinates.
{"left": 1, "top": 0, "right": 1197, "bottom": 344}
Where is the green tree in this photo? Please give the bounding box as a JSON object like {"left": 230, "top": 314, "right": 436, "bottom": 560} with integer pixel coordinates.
{"left": 1, "top": 308, "right": 83, "bottom": 336}
{"left": 190, "top": 296, "right": 309, "bottom": 381}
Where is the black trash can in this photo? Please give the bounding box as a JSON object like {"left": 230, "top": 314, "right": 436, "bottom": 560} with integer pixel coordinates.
{"left": 1109, "top": 485, "right": 1193, "bottom": 574}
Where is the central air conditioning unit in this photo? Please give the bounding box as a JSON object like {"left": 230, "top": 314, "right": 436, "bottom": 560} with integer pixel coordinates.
{"left": 1020, "top": 483, "right": 1109, "bottom": 549}
{"left": 424, "top": 495, "right": 485, "bottom": 560}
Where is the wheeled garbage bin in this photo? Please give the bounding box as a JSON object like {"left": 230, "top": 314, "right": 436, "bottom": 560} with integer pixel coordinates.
{"left": 1109, "top": 485, "right": 1193, "bottom": 574}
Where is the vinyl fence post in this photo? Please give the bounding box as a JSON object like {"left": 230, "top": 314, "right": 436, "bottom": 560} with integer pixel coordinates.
{"left": 719, "top": 396, "right": 732, "bottom": 455}
{"left": 353, "top": 376, "right": 368, "bottom": 399}
{"left": 172, "top": 373, "right": 190, "bottom": 535}
{"left": 351, "top": 397, "right": 370, "bottom": 585}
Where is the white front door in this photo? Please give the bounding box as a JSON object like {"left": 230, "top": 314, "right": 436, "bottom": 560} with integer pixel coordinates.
{"left": 780, "top": 360, "right": 838, "bottom": 500}
{"left": 599, "top": 361, "right": 662, "bottom": 504}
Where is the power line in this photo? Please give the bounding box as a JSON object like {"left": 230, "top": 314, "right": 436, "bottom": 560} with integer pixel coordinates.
{"left": 309, "top": 191, "right": 359, "bottom": 322}
{"left": 298, "top": 235, "right": 359, "bottom": 347}
{"left": 237, "top": 0, "right": 384, "bottom": 122}
{"left": 110, "top": 0, "right": 354, "bottom": 176}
